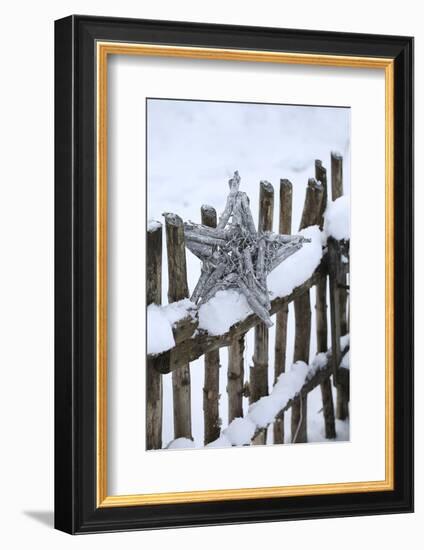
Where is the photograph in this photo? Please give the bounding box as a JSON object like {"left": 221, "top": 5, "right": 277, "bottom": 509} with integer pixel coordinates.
{"left": 146, "top": 98, "right": 351, "bottom": 451}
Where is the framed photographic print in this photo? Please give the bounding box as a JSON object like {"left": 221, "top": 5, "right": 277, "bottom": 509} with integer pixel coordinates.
{"left": 54, "top": 15, "right": 413, "bottom": 534}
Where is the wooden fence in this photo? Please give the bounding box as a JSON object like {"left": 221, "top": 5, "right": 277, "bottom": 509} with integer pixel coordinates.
{"left": 146, "top": 152, "right": 350, "bottom": 450}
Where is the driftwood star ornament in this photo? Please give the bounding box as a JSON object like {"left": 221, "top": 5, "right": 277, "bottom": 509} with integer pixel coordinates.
{"left": 184, "top": 171, "right": 310, "bottom": 327}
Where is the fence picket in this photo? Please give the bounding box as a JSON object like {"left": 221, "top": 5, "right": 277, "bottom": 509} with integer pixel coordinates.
{"left": 274, "top": 179, "right": 292, "bottom": 444}
{"left": 201, "top": 205, "right": 221, "bottom": 444}
{"left": 315, "top": 160, "right": 336, "bottom": 439}
{"left": 291, "top": 178, "right": 324, "bottom": 443}
{"left": 330, "top": 152, "right": 349, "bottom": 419}
{"left": 146, "top": 222, "right": 163, "bottom": 450}
{"left": 228, "top": 335, "right": 245, "bottom": 422}
{"left": 164, "top": 213, "right": 193, "bottom": 441}
{"left": 251, "top": 181, "right": 274, "bottom": 445}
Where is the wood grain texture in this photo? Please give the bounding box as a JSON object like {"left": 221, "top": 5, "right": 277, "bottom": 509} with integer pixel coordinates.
{"left": 251, "top": 181, "right": 274, "bottom": 445}
{"left": 228, "top": 335, "right": 245, "bottom": 423}
{"left": 291, "top": 179, "right": 324, "bottom": 443}
{"left": 146, "top": 223, "right": 163, "bottom": 449}
{"left": 274, "top": 179, "right": 293, "bottom": 443}
{"left": 201, "top": 205, "right": 221, "bottom": 444}
{"left": 164, "top": 213, "right": 192, "bottom": 440}
{"left": 330, "top": 152, "right": 349, "bottom": 417}
{"left": 315, "top": 160, "right": 336, "bottom": 439}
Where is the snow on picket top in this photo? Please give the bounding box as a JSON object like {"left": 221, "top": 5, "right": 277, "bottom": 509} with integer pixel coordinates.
{"left": 146, "top": 224, "right": 323, "bottom": 353}
{"left": 147, "top": 219, "right": 162, "bottom": 232}
{"left": 324, "top": 195, "right": 350, "bottom": 241}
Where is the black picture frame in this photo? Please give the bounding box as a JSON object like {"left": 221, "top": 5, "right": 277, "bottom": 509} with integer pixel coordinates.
{"left": 55, "top": 14, "right": 413, "bottom": 534}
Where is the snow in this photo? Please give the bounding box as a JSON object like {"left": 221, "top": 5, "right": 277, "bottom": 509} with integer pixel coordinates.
{"left": 268, "top": 225, "right": 323, "bottom": 299}
{"left": 216, "top": 345, "right": 348, "bottom": 446}
{"left": 205, "top": 434, "right": 232, "bottom": 449}
{"left": 312, "top": 352, "right": 328, "bottom": 370}
{"left": 198, "top": 289, "right": 251, "bottom": 336}
{"left": 147, "top": 219, "right": 162, "bottom": 232}
{"left": 147, "top": 298, "right": 196, "bottom": 355}
{"left": 223, "top": 417, "right": 256, "bottom": 446}
{"left": 216, "top": 360, "right": 314, "bottom": 443}
{"left": 341, "top": 350, "right": 350, "bottom": 370}
{"left": 160, "top": 298, "right": 196, "bottom": 325}
{"left": 247, "top": 361, "right": 309, "bottom": 429}
{"left": 147, "top": 306, "right": 175, "bottom": 355}
{"left": 324, "top": 195, "right": 350, "bottom": 241}
{"left": 340, "top": 333, "right": 350, "bottom": 351}
{"left": 166, "top": 437, "right": 195, "bottom": 449}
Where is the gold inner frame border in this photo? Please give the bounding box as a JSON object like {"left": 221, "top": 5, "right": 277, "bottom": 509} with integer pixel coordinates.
{"left": 96, "top": 42, "right": 394, "bottom": 508}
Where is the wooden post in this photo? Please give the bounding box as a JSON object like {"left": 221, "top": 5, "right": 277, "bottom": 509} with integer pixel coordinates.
{"left": 228, "top": 335, "right": 245, "bottom": 422}
{"left": 315, "top": 160, "right": 336, "bottom": 439}
{"left": 328, "top": 238, "right": 342, "bottom": 389}
{"left": 330, "top": 152, "right": 349, "bottom": 419}
{"left": 163, "top": 213, "right": 192, "bottom": 441}
{"left": 274, "top": 179, "right": 292, "bottom": 444}
{"left": 331, "top": 151, "right": 343, "bottom": 201}
{"left": 331, "top": 152, "right": 348, "bottom": 334}
{"left": 146, "top": 222, "right": 163, "bottom": 450}
{"left": 201, "top": 205, "right": 221, "bottom": 444}
{"left": 251, "top": 180, "right": 274, "bottom": 445}
{"left": 291, "top": 178, "right": 324, "bottom": 443}
{"left": 328, "top": 236, "right": 349, "bottom": 420}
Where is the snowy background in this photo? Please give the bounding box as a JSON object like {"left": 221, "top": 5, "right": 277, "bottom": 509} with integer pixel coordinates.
{"left": 147, "top": 98, "right": 351, "bottom": 449}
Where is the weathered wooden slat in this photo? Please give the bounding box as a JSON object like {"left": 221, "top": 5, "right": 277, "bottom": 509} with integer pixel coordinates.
{"left": 331, "top": 151, "right": 343, "bottom": 201}
{"left": 150, "top": 263, "right": 325, "bottom": 374}
{"left": 172, "top": 315, "right": 198, "bottom": 345}
{"left": 291, "top": 178, "right": 324, "bottom": 443}
{"left": 251, "top": 180, "right": 274, "bottom": 445}
{"left": 228, "top": 335, "right": 245, "bottom": 423}
{"left": 328, "top": 236, "right": 349, "bottom": 420}
{"left": 330, "top": 152, "right": 349, "bottom": 419}
{"left": 201, "top": 205, "right": 221, "bottom": 445}
{"left": 315, "top": 160, "right": 336, "bottom": 440}
{"left": 274, "top": 178, "right": 292, "bottom": 444}
{"left": 315, "top": 160, "right": 328, "bottom": 228}
{"left": 328, "top": 238, "right": 343, "bottom": 374}
{"left": 172, "top": 367, "right": 192, "bottom": 440}
{"left": 163, "top": 213, "right": 192, "bottom": 441}
{"left": 316, "top": 272, "right": 336, "bottom": 439}
{"left": 203, "top": 349, "right": 221, "bottom": 444}
{"left": 330, "top": 152, "right": 348, "bottom": 335}
{"left": 146, "top": 222, "right": 163, "bottom": 450}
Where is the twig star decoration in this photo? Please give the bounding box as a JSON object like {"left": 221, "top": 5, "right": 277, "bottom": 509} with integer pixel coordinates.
{"left": 184, "top": 171, "right": 310, "bottom": 327}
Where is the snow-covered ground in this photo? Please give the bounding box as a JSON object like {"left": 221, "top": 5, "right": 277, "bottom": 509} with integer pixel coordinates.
{"left": 147, "top": 98, "right": 351, "bottom": 449}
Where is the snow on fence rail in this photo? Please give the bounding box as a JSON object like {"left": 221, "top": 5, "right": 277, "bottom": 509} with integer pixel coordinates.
{"left": 147, "top": 152, "right": 350, "bottom": 450}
